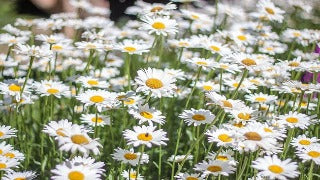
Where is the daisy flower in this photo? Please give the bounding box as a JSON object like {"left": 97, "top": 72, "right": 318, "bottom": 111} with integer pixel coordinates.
{"left": 206, "top": 150, "right": 237, "bottom": 166}
{"left": 75, "top": 41, "right": 104, "bottom": 51}
{"left": 212, "top": 62, "right": 241, "bottom": 74}
{"left": 0, "top": 125, "right": 17, "bottom": 140}
{"left": 134, "top": 68, "right": 177, "bottom": 98}
{"left": 168, "top": 154, "right": 193, "bottom": 163}
{"left": 80, "top": 113, "right": 110, "bottom": 127}
{"left": 179, "top": 108, "right": 215, "bottom": 126}
{"left": 256, "top": 0, "right": 285, "bottom": 23}
{"left": 205, "top": 91, "right": 246, "bottom": 111}
{"left": 230, "top": 31, "right": 254, "bottom": 46}
{"left": 57, "top": 125, "right": 101, "bottom": 155}
{"left": 175, "top": 172, "right": 203, "bottom": 180}
{"left": 0, "top": 81, "right": 31, "bottom": 102}
{"left": 76, "top": 76, "right": 109, "bottom": 89}
{"left": 51, "top": 157, "right": 105, "bottom": 180}
{"left": 296, "top": 144, "right": 320, "bottom": 165}
{"left": 229, "top": 107, "right": 256, "bottom": 124}
{"left": 186, "top": 57, "right": 214, "bottom": 70}
{"left": 3, "top": 171, "right": 37, "bottom": 180}
{"left": 33, "top": 80, "right": 70, "bottom": 98}
{"left": 121, "top": 169, "right": 144, "bottom": 180}
{"left": 43, "top": 119, "right": 75, "bottom": 138}
{"left": 194, "top": 159, "right": 236, "bottom": 177}
{"left": 112, "top": 147, "right": 149, "bottom": 166}
{"left": 115, "top": 39, "right": 150, "bottom": 55}
{"left": 14, "top": 44, "right": 52, "bottom": 58}
{"left": 129, "top": 104, "right": 165, "bottom": 126}
{"left": 140, "top": 16, "right": 178, "bottom": 36}
{"left": 291, "top": 135, "right": 319, "bottom": 150}
{"left": 76, "top": 89, "right": 119, "bottom": 112}
{"left": 252, "top": 155, "right": 299, "bottom": 180}
{"left": 0, "top": 156, "right": 19, "bottom": 171}
{"left": 205, "top": 127, "right": 235, "bottom": 147}
{"left": 237, "top": 122, "right": 279, "bottom": 152}
{"left": 1, "top": 149, "right": 25, "bottom": 161}
{"left": 224, "top": 78, "right": 257, "bottom": 93}
{"left": 195, "top": 81, "right": 219, "bottom": 92}
{"left": 123, "top": 125, "right": 168, "bottom": 148}
{"left": 277, "top": 111, "right": 313, "bottom": 129}
{"left": 204, "top": 41, "right": 231, "bottom": 56}
{"left": 245, "top": 92, "right": 277, "bottom": 104}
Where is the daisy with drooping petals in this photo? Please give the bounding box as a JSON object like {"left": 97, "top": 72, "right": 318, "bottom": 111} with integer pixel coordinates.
{"left": 112, "top": 147, "right": 149, "bottom": 166}
{"left": 43, "top": 119, "right": 76, "bottom": 138}
{"left": 129, "top": 103, "right": 165, "bottom": 126}
{"left": 205, "top": 91, "right": 245, "bottom": 111}
{"left": 3, "top": 171, "right": 37, "bottom": 180}
{"left": 80, "top": 113, "right": 110, "bottom": 127}
{"left": 296, "top": 144, "right": 320, "bottom": 165}
{"left": 57, "top": 125, "right": 101, "bottom": 155}
{"left": 179, "top": 108, "right": 215, "bottom": 126}
{"left": 123, "top": 125, "right": 168, "bottom": 148}
{"left": 140, "top": 16, "right": 178, "bottom": 36}
{"left": 0, "top": 125, "right": 17, "bottom": 140}
{"left": 252, "top": 155, "right": 299, "bottom": 180}
{"left": 51, "top": 156, "right": 105, "bottom": 180}
{"left": 194, "top": 159, "right": 236, "bottom": 177}
{"left": 76, "top": 89, "right": 119, "bottom": 111}
{"left": 135, "top": 68, "right": 176, "bottom": 98}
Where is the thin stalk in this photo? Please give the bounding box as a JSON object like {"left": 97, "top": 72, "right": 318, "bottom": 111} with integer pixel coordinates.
{"left": 20, "top": 56, "right": 35, "bottom": 98}
{"left": 83, "top": 50, "right": 95, "bottom": 75}
{"left": 231, "top": 69, "right": 248, "bottom": 99}
{"left": 185, "top": 66, "right": 202, "bottom": 109}
{"left": 307, "top": 161, "right": 314, "bottom": 180}
{"left": 5, "top": 45, "right": 13, "bottom": 61}
{"left": 126, "top": 53, "right": 132, "bottom": 91}
{"left": 136, "top": 145, "right": 145, "bottom": 178}
{"left": 281, "top": 128, "right": 295, "bottom": 159}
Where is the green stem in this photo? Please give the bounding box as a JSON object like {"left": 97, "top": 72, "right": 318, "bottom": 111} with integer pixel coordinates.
{"left": 185, "top": 66, "right": 202, "bottom": 109}
{"left": 307, "top": 161, "right": 314, "bottom": 180}
{"left": 281, "top": 128, "right": 295, "bottom": 159}
{"left": 126, "top": 53, "right": 132, "bottom": 91}
{"left": 83, "top": 50, "right": 95, "bottom": 75}
{"left": 5, "top": 45, "right": 13, "bottom": 61}
{"left": 20, "top": 56, "right": 35, "bottom": 98}
{"left": 136, "top": 145, "right": 145, "bottom": 178}
{"left": 231, "top": 69, "right": 248, "bottom": 99}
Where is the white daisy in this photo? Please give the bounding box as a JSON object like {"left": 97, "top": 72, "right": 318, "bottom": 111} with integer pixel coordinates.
{"left": 140, "top": 16, "right": 178, "bottom": 36}
{"left": 112, "top": 147, "right": 149, "bottom": 166}
{"left": 80, "top": 113, "right": 110, "bottom": 127}
{"left": 3, "top": 171, "right": 37, "bottom": 180}
{"left": 123, "top": 125, "right": 168, "bottom": 148}
{"left": 129, "top": 104, "right": 165, "bottom": 126}
{"left": 194, "top": 159, "right": 236, "bottom": 177}
{"left": 179, "top": 108, "right": 215, "bottom": 126}
{"left": 0, "top": 125, "right": 17, "bottom": 140}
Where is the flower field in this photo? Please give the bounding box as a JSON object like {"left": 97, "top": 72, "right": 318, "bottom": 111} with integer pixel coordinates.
{"left": 0, "top": 0, "right": 320, "bottom": 179}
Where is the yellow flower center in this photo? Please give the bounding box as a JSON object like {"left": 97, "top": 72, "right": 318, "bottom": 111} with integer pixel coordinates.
{"left": 210, "top": 45, "right": 220, "bottom": 52}
{"left": 268, "top": 165, "right": 283, "bottom": 174}
{"left": 266, "top": 47, "right": 274, "bottom": 51}
{"left": 51, "top": 45, "right": 63, "bottom": 51}
{"left": 47, "top": 88, "right": 59, "bottom": 94}
{"left": 140, "top": 111, "right": 154, "bottom": 119}
{"left": 286, "top": 117, "right": 298, "bottom": 123}
{"left": 293, "top": 32, "right": 301, "bottom": 37}
{"left": 178, "top": 42, "right": 189, "bottom": 47}
{"left": 222, "top": 100, "right": 233, "bottom": 108}
{"left": 145, "top": 78, "right": 163, "bottom": 89}
{"left": 68, "top": 171, "right": 85, "bottom": 180}
{"left": 264, "top": 127, "right": 273, "bottom": 132}
{"left": 237, "top": 113, "right": 251, "bottom": 120}
{"left": 124, "top": 98, "right": 135, "bottom": 105}
{"left": 152, "top": 22, "right": 166, "bottom": 30}
{"left": 71, "top": 134, "right": 89, "bottom": 145}
{"left": 299, "top": 139, "right": 311, "bottom": 145}
{"left": 217, "top": 155, "right": 228, "bottom": 161}
{"left": 218, "top": 134, "right": 232, "bottom": 142}
{"left": 124, "top": 46, "right": 137, "bottom": 52}
{"left": 220, "top": 64, "right": 229, "bottom": 69}
{"left": 0, "top": 163, "right": 7, "bottom": 169}
{"left": 192, "top": 114, "right": 206, "bottom": 121}
{"left": 186, "top": 177, "right": 198, "bottom": 180}
{"left": 237, "top": 35, "right": 247, "bottom": 41}
{"left": 232, "top": 82, "right": 244, "bottom": 88}
{"left": 151, "top": 6, "right": 163, "bottom": 12}
{"left": 265, "top": 7, "right": 275, "bottom": 15}
{"left": 241, "top": 58, "right": 257, "bottom": 66}
{"left": 289, "top": 62, "right": 300, "bottom": 67}
{"left": 87, "top": 80, "right": 99, "bottom": 86}
{"left": 0, "top": 131, "right": 4, "bottom": 137}
{"left": 137, "top": 133, "right": 153, "bottom": 141}
{"left": 207, "top": 165, "right": 222, "bottom": 172}
{"left": 14, "top": 177, "right": 26, "bottom": 180}
{"left": 130, "top": 172, "right": 137, "bottom": 179}
{"left": 196, "top": 61, "right": 208, "bottom": 66}
{"left": 4, "top": 152, "right": 15, "bottom": 158}
{"left": 203, "top": 85, "right": 213, "bottom": 91}
{"left": 255, "top": 97, "right": 266, "bottom": 102}
{"left": 90, "top": 95, "right": 104, "bottom": 103}
{"left": 233, "top": 122, "right": 244, "bottom": 128}
{"left": 91, "top": 117, "right": 103, "bottom": 123}
{"left": 124, "top": 153, "right": 138, "bottom": 160}
{"left": 244, "top": 132, "right": 262, "bottom": 141}
{"left": 56, "top": 128, "right": 66, "bottom": 137}
{"left": 86, "top": 44, "right": 96, "bottom": 49}
{"left": 308, "top": 151, "right": 320, "bottom": 158}
{"left": 9, "top": 84, "right": 21, "bottom": 92}
{"left": 191, "top": 14, "right": 200, "bottom": 20}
